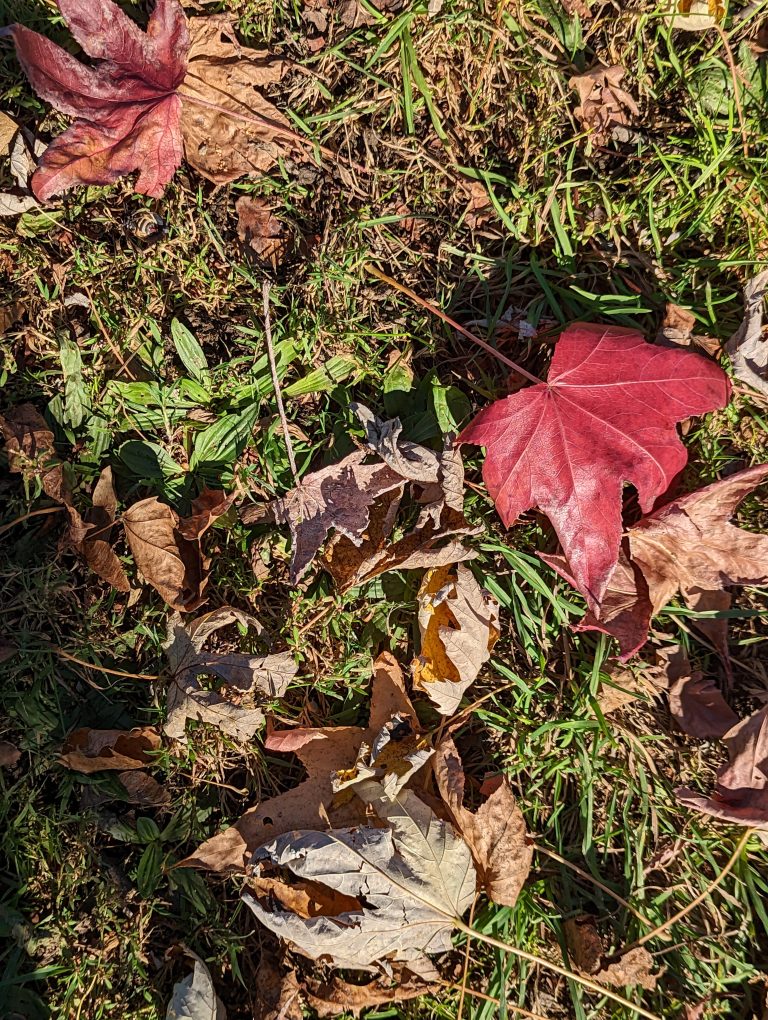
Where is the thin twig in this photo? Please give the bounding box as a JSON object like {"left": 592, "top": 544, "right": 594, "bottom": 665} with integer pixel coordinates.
{"left": 0, "top": 505, "right": 64, "bottom": 538}
{"left": 714, "top": 25, "right": 750, "bottom": 158}
{"left": 366, "top": 264, "right": 543, "bottom": 385}
{"left": 455, "top": 920, "right": 661, "bottom": 1020}
{"left": 622, "top": 828, "right": 753, "bottom": 952}
{"left": 53, "top": 647, "right": 160, "bottom": 681}
{"left": 262, "top": 281, "right": 299, "bottom": 485}
{"left": 534, "top": 842, "right": 656, "bottom": 928}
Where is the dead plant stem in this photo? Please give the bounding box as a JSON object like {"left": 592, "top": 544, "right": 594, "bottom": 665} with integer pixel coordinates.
{"left": 262, "top": 281, "right": 299, "bottom": 485}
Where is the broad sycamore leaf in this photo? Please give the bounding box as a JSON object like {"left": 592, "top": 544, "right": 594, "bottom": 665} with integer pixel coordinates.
{"left": 460, "top": 323, "right": 729, "bottom": 612}
{"left": 242, "top": 781, "right": 476, "bottom": 972}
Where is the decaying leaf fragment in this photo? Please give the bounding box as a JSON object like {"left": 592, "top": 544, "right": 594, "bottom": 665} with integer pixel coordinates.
{"left": 243, "top": 781, "right": 476, "bottom": 972}
{"left": 413, "top": 563, "right": 500, "bottom": 715}
{"left": 123, "top": 497, "right": 208, "bottom": 612}
{"left": 268, "top": 449, "right": 404, "bottom": 583}
{"left": 725, "top": 270, "right": 768, "bottom": 397}
{"left": 60, "top": 726, "right": 161, "bottom": 773}
{"left": 67, "top": 466, "right": 130, "bottom": 592}
{"left": 0, "top": 741, "right": 21, "bottom": 768}
{"left": 666, "top": 648, "right": 738, "bottom": 741}
{"left": 433, "top": 735, "right": 532, "bottom": 906}
{"left": 303, "top": 968, "right": 439, "bottom": 1017}
{"left": 163, "top": 607, "right": 297, "bottom": 743}
{"left": 235, "top": 195, "right": 289, "bottom": 266}
{"left": 166, "top": 954, "right": 226, "bottom": 1020}
{"left": 181, "top": 653, "right": 418, "bottom": 873}
{"left": 564, "top": 916, "right": 659, "bottom": 990}
{"left": 351, "top": 402, "right": 440, "bottom": 483}
{"left": 0, "top": 403, "right": 68, "bottom": 502}
{"left": 677, "top": 705, "right": 768, "bottom": 835}
{"left": 332, "top": 711, "right": 433, "bottom": 801}
{"left": 569, "top": 64, "right": 640, "bottom": 146}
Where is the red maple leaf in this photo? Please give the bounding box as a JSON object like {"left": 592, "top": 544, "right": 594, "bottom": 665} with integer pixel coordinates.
{"left": 10, "top": 0, "right": 189, "bottom": 199}
{"left": 459, "top": 323, "right": 729, "bottom": 611}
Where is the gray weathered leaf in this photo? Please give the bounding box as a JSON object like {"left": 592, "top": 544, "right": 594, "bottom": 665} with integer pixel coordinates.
{"left": 726, "top": 271, "right": 768, "bottom": 396}
{"left": 351, "top": 402, "right": 440, "bottom": 482}
{"left": 243, "top": 782, "right": 475, "bottom": 972}
{"left": 166, "top": 958, "right": 226, "bottom": 1020}
{"left": 0, "top": 192, "right": 38, "bottom": 216}
{"left": 163, "top": 607, "right": 297, "bottom": 742}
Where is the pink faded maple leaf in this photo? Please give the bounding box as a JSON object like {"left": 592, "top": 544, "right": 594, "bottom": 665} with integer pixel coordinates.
{"left": 10, "top": 0, "right": 189, "bottom": 199}
{"left": 460, "top": 323, "right": 729, "bottom": 611}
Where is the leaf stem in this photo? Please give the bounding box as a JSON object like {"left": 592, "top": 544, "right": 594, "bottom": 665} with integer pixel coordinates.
{"left": 262, "top": 281, "right": 299, "bottom": 485}
{"left": 454, "top": 919, "right": 661, "bottom": 1020}
{"left": 0, "top": 505, "right": 64, "bottom": 538}
{"left": 365, "top": 264, "right": 544, "bottom": 385}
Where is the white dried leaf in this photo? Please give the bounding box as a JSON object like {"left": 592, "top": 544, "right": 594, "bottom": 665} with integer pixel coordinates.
{"left": 166, "top": 959, "right": 226, "bottom": 1020}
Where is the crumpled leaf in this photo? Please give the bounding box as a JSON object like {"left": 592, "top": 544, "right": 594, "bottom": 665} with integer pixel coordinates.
{"left": 564, "top": 916, "right": 658, "bottom": 990}
{"left": 67, "top": 466, "right": 130, "bottom": 592}
{"left": 179, "top": 15, "right": 299, "bottom": 186}
{"left": 668, "top": 0, "right": 724, "bottom": 30}
{"left": 569, "top": 64, "right": 640, "bottom": 146}
{"left": 332, "top": 712, "right": 433, "bottom": 800}
{"left": 114, "top": 770, "right": 171, "bottom": 807}
{"left": 433, "top": 735, "right": 532, "bottom": 906}
{"left": 677, "top": 705, "right": 768, "bottom": 834}
{"left": 59, "top": 726, "right": 161, "bottom": 774}
{"left": 243, "top": 781, "right": 476, "bottom": 972}
{"left": 460, "top": 323, "right": 729, "bottom": 614}
{"left": 163, "top": 607, "right": 297, "bottom": 743}
{"left": 351, "top": 402, "right": 440, "bottom": 483}
{"left": 176, "top": 488, "right": 236, "bottom": 541}
{"left": 11, "top": 1, "right": 299, "bottom": 200}
{"left": 0, "top": 403, "right": 68, "bottom": 502}
{"left": 269, "top": 449, "right": 404, "bottom": 583}
{"left": 323, "top": 438, "right": 480, "bottom": 593}
{"left": 123, "top": 496, "right": 208, "bottom": 611}
{"left": 181, "top": 653, "right": 417, "bottom": 872}
{"left": 725, "top": 271, "right": 768, "bottom": 397}
{"left": 413, "top": 563, "right": 500, "bottom": 715}
{"left": 11, "top": 0, "right": 189, "bottom": 199}
{"left": 166, "top": 956, "right": 226, "bottom": 1020}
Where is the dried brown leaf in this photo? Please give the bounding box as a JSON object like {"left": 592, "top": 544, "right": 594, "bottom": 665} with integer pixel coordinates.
{"left": 68, "top": 466, "right": 130, "bottom": 592}
{"left": 179, "top": 16, "right": 299, "bottom": 185}
{"left": 272, "top": 449, "right": 404, "bottom": 583}
{"left": 60, "top": 726, "right": 161, "bottom": 774}
{"left": 565, "top": 916, "right": 658, "bottom": 990}
{"left": 0, "top": 740, "right": 21, "bottom": 768}
{"left": 123, "top": 496, "right": 208, "bottom": 611}
{"left": 0, "top": 403, "right": 68, "bottom": 503}
{"left": 163, "top": 607, "right": 297, "bottom": 743}
{"left": 235, "top": 196, "right": 289, "bottom": 266}
{"left": 677, "top": 705, "right": 768, "bottom": 832}
{"left": 181, "top": 652, "right": 416, "bottom": 872}
{"left": 116, "top": 769, "right": 171, "bottom": 807}
{"left": 242, "top": 782, "right": 476, "bottom": 972}
{"left": 413, "top": 563, "right": 500, "bottom": 715}
{"left": 304, "top": 968, "right": 439, "bottom": 1017}
{"left": 433, "top": 735, "right": 531, "bottom": 906}
{"left": 570, "top": 64, "right": 640, "bottom": 146}
{"left": 177, "top": 487, "right": 236, "bottom": 541}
